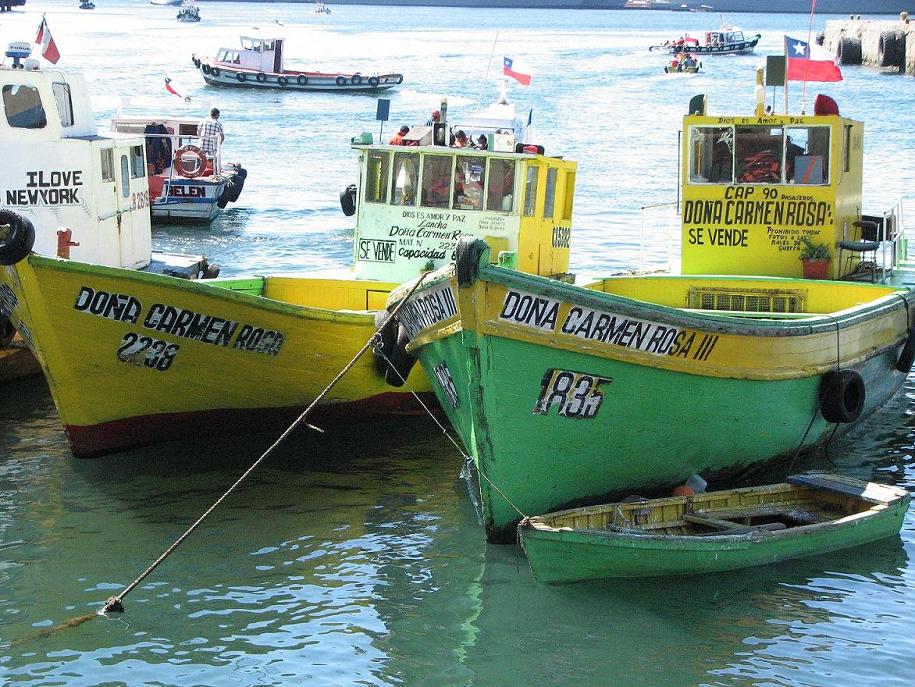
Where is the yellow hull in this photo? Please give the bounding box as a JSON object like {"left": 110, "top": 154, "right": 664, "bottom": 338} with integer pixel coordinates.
{"left": 1, "top": 255, "right": 431, "bottom": 456}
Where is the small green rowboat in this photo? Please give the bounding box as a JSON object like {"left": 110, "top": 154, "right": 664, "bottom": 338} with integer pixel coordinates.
{"left": 518, "top": 473, "right": 909, "bottom": 584}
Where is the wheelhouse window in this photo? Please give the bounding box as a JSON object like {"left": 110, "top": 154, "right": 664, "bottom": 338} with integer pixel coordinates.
{"left": 689, "top": 126, "right": 734, "bottom": 183}
{"left": 130, "top": 145, "right": 146, "bottom": 178}
{"left": 453, "top": 155, "right": 485, "bottom": 211}
{"left": 543, "top": 168, "right": 557, "bottom": 219}
{"left": 364, "top": 150, "right": 389, "bottom": 203}
{"left": 120, "top": 155, "right": 130, "bottom": 198}
{"left": 100, "top": 148, "right": 114, "bottom": 182}
{"left": 2, "top": 85, "right": 47, "bottom": 129}
{"left": 562, "top": 171, "right": 575, "bottom": 220}
{"left": 420, "top": 155, "right": 453, "bottom": 209}
{"left": 52, "top": 82, "right": 74, "bottom": 127}
{"left": 735, "top": 126, "right": 783, "bottom": 184}
{"left": 486, "top": 158, "right": 515, "bottom": 212}
{"left": 523, "top": 165, "right": 539, "bottom": 217}
{"left": 390, "top": 151, "right": 418, "bottom": 206}
{"left": 785, "top": 126, "right": 830, "bottom": 184}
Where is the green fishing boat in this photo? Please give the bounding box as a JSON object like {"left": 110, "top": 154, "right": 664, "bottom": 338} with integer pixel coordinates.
{"left": 381, "top": 74, "right": 915, "bottom": 543}
{"left": 518, "top": 473, "right": 910, "bottom": 583}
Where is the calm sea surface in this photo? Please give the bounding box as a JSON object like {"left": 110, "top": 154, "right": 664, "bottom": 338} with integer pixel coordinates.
{"left": 3, "top": 2, "right": 915, "bottom": 685}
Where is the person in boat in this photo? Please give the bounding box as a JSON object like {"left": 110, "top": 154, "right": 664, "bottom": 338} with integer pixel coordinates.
{"left": 389, "top": 125, "right": 409, "bottom": 146}
{"left": 681, "top": 53, "right": 698, "bottom": 69}
{"left": 197, "top": 108, "right": 224, "bottom": 159}
{"left": 669, "top": 54, "right": 681, "bottom": 71}
{"left": 426, "top": 110, "right": 441, "bottom": 126}
{"left": 452, "top": 130, "right": 469, "bottom": 148}
{"left": 473, "top": 134, "right": 488, "bottom": 151}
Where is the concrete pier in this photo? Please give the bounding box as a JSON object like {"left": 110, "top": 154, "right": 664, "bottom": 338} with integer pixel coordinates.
{"left": 822, "top": 14, "right": 915, "bottom": 74}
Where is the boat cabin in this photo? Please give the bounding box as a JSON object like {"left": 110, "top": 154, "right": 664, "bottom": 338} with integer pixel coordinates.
{"left": 215, "top": 36, "right": 284, "bottom": 74}
{"left": 680, "top": 92, "right": 871, "bottom": 280}
{"left": 0, "top": 43, "right": 153, "bottom": 268}
{"left": 705, "top": 29, "right": 745, "bottom": 45}
{"left": 351, "top": 141, "right": 576, "bottom": 282}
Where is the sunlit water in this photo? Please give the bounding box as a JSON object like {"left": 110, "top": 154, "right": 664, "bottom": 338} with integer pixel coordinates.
{"left": 2, "top": 2, "right": 915, "bottom": 685}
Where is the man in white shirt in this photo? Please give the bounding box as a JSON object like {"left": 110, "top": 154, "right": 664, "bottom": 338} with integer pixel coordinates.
{"left": 197, "top": 108, "right": 225, "bottom": 156}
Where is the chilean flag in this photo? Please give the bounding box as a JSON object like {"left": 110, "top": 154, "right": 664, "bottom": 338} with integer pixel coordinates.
{"left": 502, "top": 56, "right": 532, "bottom": 86}
{"left": 785, "top": 35, "right": 842, "bottom": 82}
{"left": 35, "top": 17, "right": 61, "bottom": 64}
{"left": 165, "top": 76, "right": 191, "bottom": 102}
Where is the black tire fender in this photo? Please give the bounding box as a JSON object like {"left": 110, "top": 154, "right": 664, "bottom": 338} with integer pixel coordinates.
{"left": 225, "top": 170, "right": 245, "bottom": 202}
{"left": 340, "top": 183, "right": 357, "bottom": 216}
{"left": 202, "top": 64, "right": 211, "bottom": 75}
{"left": 192, "top": 56, "right": 201, "bottom": 68}
{"left": 836, "top": 36, "right": 862, "bottom": 65}
{"left": 236, "top": 72, "right": 246, "bottom": 82}
{"left": 256, "top": 72, "right": 267, "bottom": 83}
{"left": 351, "top": 74, "right": 363, "bottom": 85}
{"left": 382, "top": 325, "right": 417, "bottom": 387}
{"left": 297, "top": 74, "right": 307, "bottom": 86}
{"left": 878, "top": 30, "right": 904, "bottom": 68}
{"left": 372, "top": 309, "right": 398, "bottom": 376}
{"left": 368, "top": 75, "right": 379, "bottom": 87}
{"left": 895, "top": 326, "right": 915, "bottom": 373}
{"left": 336, "top": 75, "right": 347, "bottom": 86}
{"left": 0, "top": 210, "right": 36, "bottom": 266}
{"left": 211, "top": 67, "right": 221, "bottom": 77}
{"left": 456, "top": 236, "right": 487, "bottom": 287}
{"left": 277, "top": 75, "right": 288, "bottom": 87}
{"left": 820, "top": 369, "right": 865, "bottom": 424}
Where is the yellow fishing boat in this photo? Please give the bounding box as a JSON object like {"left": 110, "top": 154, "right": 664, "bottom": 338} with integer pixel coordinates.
{"left": 0, "top": 88, "right": 578, "bottom": 457}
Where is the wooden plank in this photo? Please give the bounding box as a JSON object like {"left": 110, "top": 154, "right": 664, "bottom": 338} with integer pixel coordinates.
{"left": 787, "top": 473, "right": 907, "bottom": 504}
{"left": 684, "top": 513, "right": 787, "bottom": 534}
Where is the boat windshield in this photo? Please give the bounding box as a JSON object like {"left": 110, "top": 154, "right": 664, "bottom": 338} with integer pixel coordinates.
{"left": 688, "top": 124, "right": 830, "bottom": 186}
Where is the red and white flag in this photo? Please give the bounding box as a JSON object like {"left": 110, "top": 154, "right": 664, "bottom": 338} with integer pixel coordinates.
{"left": 784, "top": 35, "right": 842, "bottom": 82}
{"left": 165, "top": 76, "right": 191, "bottom": 102}
{"left": 35, "top": 17, "right": 61, "bottom": 64}
{"left": 502, "top": 56, "right": 532, "bottom": 86}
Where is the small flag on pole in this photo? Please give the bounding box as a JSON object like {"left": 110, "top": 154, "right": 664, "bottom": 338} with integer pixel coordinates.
{"left": 165, "top": 76, "right": 191, "bottom": 102}
{"left": 502, "top": 56, "right": 532, "bottom": 86}
{"left": 35, "top": 17, "right": 61, "bottom": 64}
{"left": 784, "top": 35, "right": 842, "bottom": 82}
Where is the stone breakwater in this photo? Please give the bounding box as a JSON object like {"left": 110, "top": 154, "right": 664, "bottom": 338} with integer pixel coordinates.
{"left": 823, "top": 15, "right": 915, "bottom": 74}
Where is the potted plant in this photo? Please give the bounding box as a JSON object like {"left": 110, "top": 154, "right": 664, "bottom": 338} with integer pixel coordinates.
{"left": 798, "top": 236, "right": 831, "bottom": 279}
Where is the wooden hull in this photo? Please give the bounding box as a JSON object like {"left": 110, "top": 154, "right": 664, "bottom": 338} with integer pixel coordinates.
{"left": 195, "top": 61, "right": 403, "bottom": 92}
{"left": 388, "top": 243, "right": 914, "bottom": 542}
{"left": 151, "top": 176, "right": 227, "bottom": 223}
{"left": 0, "top": 253, "right": 432, "bottom": 457}
{"left": 519, "top": 474, "right": 910, "bottom": 582}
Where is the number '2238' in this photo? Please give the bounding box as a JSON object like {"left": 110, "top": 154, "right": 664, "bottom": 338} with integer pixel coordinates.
{"left": 117, "top": 332, "right": 179, "bottom": 371}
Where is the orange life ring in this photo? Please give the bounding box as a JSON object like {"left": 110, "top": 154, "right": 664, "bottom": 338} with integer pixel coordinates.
{"left": 173, "top": 145, "right": 207, "bottom": 178}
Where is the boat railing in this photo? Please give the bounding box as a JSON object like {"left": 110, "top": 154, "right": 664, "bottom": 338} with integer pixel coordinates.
{"left": 142, "top": 131, "right": 223, "bottom": 179}
{"left": 640, "top": 201, "right": 680, "bottom": 274}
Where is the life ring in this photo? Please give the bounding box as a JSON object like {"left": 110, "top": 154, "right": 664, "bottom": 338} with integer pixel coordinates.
{"left": 351, "top": 74, "right": 363, "bottom": 85}
{"left": 256, "top": 72, "right": 267, "bottom": 83}
{"left": 368, "top": 75, "right": 379, "bottom": 87}
{"left": 202, "top": 64, "right": 212, "bottom": 75}
{"left": 895, "top": 325, "right": 915, "bottom": 373}
{"left": 456, "top": 236, "right": 487, "bottom": 287}
{"left": 297, "top": 74, "right": 307, "bottom": 86}
{"left": 336, "top": 75, "right": 347, "bottom": 86}
{"left": 277, "top": 75, "right": 288, "bottom": 86}
{"left": 339, "top": 183, "right": 356, "bottom": 216}
{"left": 395, "top": 74, "right": 403, "bottom": 84}
{"left": 211, "top": 67, "right": 220, "bottom": 77}
{"left": 820, "top": 369, "right": 865, "bottom": 424}
{"left": 0, "top": 210, "right": 36, "bottom": 266}
{"left": 173, "top": 145, "right": 207, "bottom": 179}
{"left": 236, "top": 72, "right": 246, "bottom": 82}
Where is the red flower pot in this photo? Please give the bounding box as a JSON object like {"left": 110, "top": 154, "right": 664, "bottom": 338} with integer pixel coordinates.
{"left": 802, "top": 259, "right": 830, "bottom": 280}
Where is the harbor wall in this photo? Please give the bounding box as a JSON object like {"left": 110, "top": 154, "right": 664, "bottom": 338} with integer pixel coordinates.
{"left": 823, "top": 15, "right": 915, "bottom": 74}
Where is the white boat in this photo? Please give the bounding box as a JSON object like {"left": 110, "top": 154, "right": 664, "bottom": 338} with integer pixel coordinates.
{"left": 110, "top": 115, "right": 246, "bottom": 223}
{"left": 79, "top": 1, "right": 96, "bottom": 9}
{"left": 650, "top": 25, "right": 760, "bottom": 54}
{"left": 192, "top": 34, "right": 404, "bottom": 92}
{"left": 0, "top": 42, "right": 219, "bottom": 380}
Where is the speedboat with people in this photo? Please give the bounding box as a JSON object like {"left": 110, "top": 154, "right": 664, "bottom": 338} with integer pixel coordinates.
{"left": 110, "top": 113, "right": 246, "bottom": 223}
{"left": 192, "top": 34, "right": 403, "bottom": 92}
{"left": 79, "top": 1, "right": 95, "bottom": 9}
{"left": 314, "top": 1, "right": 331, "bottom": 13}
{"left": 176, "top": 2, "right": 200, "bottom": 22}
{"left": 650, "top": 25, "right": 760, "bottom": 54}
{"left": 664, "top": 53, "right": 702, "bottom": 72}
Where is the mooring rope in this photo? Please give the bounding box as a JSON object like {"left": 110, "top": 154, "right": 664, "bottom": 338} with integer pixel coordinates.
{"left": 374, "top": 348, "right": 529, "bottom": 521}
{"left": 92, "top": 272, "right": 430, "bottom": 617}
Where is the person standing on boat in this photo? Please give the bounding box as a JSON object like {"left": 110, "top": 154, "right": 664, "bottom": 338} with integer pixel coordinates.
{"left": 389, "top": 125, "right": 409, "bottom": 146}
{"left": 197, "top": 108, "right": 225, "bottom": 158}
